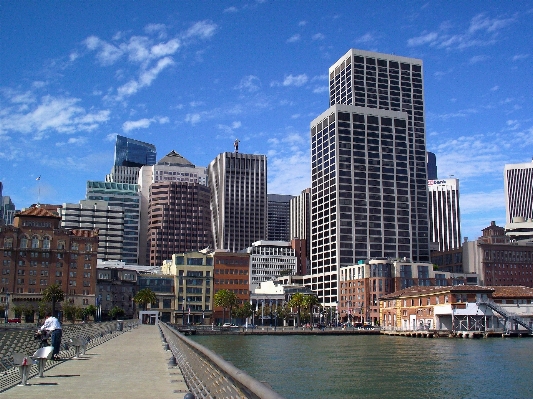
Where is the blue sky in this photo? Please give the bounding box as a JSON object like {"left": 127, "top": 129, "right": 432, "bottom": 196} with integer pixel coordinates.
{"left": 1, "top": 1, "right": 532, "bottom": 242}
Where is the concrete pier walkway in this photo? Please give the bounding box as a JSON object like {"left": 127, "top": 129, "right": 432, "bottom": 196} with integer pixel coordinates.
{"left": 1, "top": 325, "right": 188, "bottom": 398}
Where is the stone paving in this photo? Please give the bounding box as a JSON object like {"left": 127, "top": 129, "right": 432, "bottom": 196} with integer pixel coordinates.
{"left": 0, "top": 324, "right": 189, "bottom": 398}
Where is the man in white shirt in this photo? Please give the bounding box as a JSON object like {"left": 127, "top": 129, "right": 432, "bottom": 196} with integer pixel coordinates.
{"left": 40, "top": 312, "right": 62, "bottom": 360}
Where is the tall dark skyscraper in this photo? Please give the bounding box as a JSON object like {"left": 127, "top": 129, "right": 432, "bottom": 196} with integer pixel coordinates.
{"left": 208, "top": 152, "right": 267, "bottom": 252}
{"left": 427, "top": 151, "right": 438, "bottom": 180}
{"left": 267, "top": 194, "right": 294, "bottom": 241}
{"left": 114, "top": 135, "right": 157, "bottom": 168}
{"left": 310, "top": 49, "right": 430, "bottom": 305}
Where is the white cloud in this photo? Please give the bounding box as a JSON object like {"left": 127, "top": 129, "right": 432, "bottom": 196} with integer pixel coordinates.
{"left": 122, "top": 116, "right": 169, "bottom": 132}
{"left": 0, "top": 95, "right": 110, "bottom": 138}
{"left": 185, "top": 113, "right": 202, "bottom": 125}
{"left": 460, "top": 190, "right": 505, "bottom": 215}
{"left": 355, "top": 32, "right": 377, "bottom": 44}
{"left": 116, "top": 56, "right": 174, "bottom": 99}
{"left": 144, "top": 23, "right": 167, "bottom": 38}
{"left": 298, "top": 21, "right": 307, "bottom": 26}
{"left": 407, "top": 13, "right": 515, "bottom": 50}
{"left": 183, "top": 20, "right": 217, "bottom": 40}
{"left": 235, "top": 75, "right": 261, "bottom": 92}
{"left": 469, "top": 55, "right": 489, "bottom": 64}
{"left": 512, "top": 54, "right": 529, "bottom": 61}
{"left": 224, "top": 6, "right": 238, "bottom": 13}
{"left": 189, "top": 101, "right": 205, "bottom": 108}
{"left": 287, "top": 34, "right": 301, "bottom": 43}
{"left": 313, "top": 86, "right": 328, "bottom": 94}
{"left": 312, "top": 33, "right": 325, "bottom": 40}
{"left": 490, "top": 85, "right": 499, "bottom": 91}
{"left": 84, "top": 36, "right": 123, "bottom": 66}
{"left": 282, "top": 74, "right": 308, "bottom": 87}
{"left": 56, "top": 136, "right": 88, "bottom": 147}
{"left": 105, "top": 133, "right": 117, "bottom": 142}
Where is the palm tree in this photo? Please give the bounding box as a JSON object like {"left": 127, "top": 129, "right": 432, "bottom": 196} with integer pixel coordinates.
{"left": 288, "top": 292, "right": 305, "bottom": 326}
{"left": 213, "top": 289, "right": 238, "bottom": 324}
{"left": 303, "top": 295, "right": 320, "bottom": 327}
{"left": 42, "top": 284, "right": 65, "bottom": 318}
{"left": 133, "top": 289, "right": 157, "bottom": 312}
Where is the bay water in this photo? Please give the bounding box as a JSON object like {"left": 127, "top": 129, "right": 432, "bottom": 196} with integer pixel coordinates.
{"left": 193, "top": 334, "right": 533, "bottom": 399}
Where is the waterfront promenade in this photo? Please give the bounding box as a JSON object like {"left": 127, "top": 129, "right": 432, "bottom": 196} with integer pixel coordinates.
{"left": 0, "top": 324, "right": 187, "bottom": 398}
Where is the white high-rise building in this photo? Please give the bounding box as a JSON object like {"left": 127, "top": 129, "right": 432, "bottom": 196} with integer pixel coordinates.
{"left": 428, "top": 178, "right": 461, "bottom": 251}
{"left": 247, "top": 240, "right": 297, "bottom": 291}
{"left": 208, "top": 151, "right": 267, "bottom": 252}
{"left": 310, "top": 49, "right": 430, "bottom": 306}
{"left": 504, "top": 160, "right": 533, "bottom": 223}
{"left": 60, "top": 200, "right": 124, "bottom": 261}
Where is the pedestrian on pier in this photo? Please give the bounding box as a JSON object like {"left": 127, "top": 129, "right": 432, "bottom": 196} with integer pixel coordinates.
{"left": 40, "top": 312, "right": 62, "bottom": 360}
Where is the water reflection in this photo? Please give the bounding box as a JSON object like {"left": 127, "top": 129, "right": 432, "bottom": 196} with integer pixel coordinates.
{"left": 193, "top": 335, "right": 533, "bottom": 399}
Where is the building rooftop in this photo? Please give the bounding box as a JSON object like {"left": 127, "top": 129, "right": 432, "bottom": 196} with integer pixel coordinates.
{"left": 489, "top": 286, "right": 533, "bottom": 299}
{"left": 380, "top": 285, "right": 495, "bottom": 300}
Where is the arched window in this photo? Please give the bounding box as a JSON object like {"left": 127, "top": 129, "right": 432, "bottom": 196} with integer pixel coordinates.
{"left": 32, "top": 236, "right": 40, "bottom": 249}
{"left": 43, "top": 236, "right": 51, "bottom": 249}
{"left": 20, "top": 236, "right": 28, "bottom": 249}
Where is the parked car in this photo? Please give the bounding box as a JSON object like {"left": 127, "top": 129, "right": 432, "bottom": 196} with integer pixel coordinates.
{"left": 7, "top": 318, "right": 21, "bottom": 323}
{"left": 222, "top": 323, "right": 238, "bottom": 328}
{"left": 242, "top": 324, "right": 256, "bottom": 329}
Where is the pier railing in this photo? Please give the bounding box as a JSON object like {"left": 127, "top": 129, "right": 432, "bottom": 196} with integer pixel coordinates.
{"left": 159, "top": 321, "right": 286, "bottom": 399}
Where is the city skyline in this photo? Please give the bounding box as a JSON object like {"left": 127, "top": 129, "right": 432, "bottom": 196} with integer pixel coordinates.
{"left": 1, "top": 2, "right": 532, "bottom": 243}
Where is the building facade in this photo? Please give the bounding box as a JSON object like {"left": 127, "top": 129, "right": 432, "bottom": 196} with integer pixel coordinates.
{"left": 96, "top": 265, "right": 138, "bottom": 319}
{"left": 267, "top": 194, "right": 293, "bottom": 241}
{"left": 463, "top": 221, "right": 533, "bottom": 288}
{"left": 290, "top": 188, "right": 311, "bottom": 259}
{"left": 208, "top": 152, "right": 267, "bottom": 252}
{"left": 161, "top": 252, "right": 214, "bottom": 324}
{"left": 310, "top": 49, "right": 430, "bottom": 307}
{"left": 247, "top": 240, "right": 297, "bottom": 291}
{"left": 147, "top": 181, "right": 213, "bottom": 266}
{"left": 60, "top": 200, "right": 124, "bottom": 262}
{"left": 212, "top": 251, "right": 251, "bottom": 324}
{"left": 504, "top": 160, "right": 533, "bottom": 223}
{"left": 426, "top": 151, "right": 437, "bottom": 180}
{"left": 1, "top": 196, "right": 16, "bottom": 226}
{"left": 428, "top": 178, "right": 461, "bottom": 252}
{"left": 114, "top": 134, "right": 156, "bottom": 168}
{"left": 86, "top": 181, "right": 140, "bottom": 264}
{"left": 1, "top": 206, "right": 98, "bottom": 321}
{"left": 339, "top": 258, "right": 477, "bottom": 325}
{"left": 138, "top": 151, "right": 208, "bottom": 264}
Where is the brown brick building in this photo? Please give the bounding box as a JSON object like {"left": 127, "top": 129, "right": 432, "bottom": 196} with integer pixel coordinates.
{"left": 147, "top": 182, "right": 213, "bottom": 266}
{"left": 1, "top": 206, "right": 98, "bottom": 321}
{"left": 212, "top": 251, "right": 250, "bottom": 324}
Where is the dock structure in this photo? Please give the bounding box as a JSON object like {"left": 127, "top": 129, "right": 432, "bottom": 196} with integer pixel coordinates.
{"left": 0, "top": 324, "right": 187, "bottom": 399}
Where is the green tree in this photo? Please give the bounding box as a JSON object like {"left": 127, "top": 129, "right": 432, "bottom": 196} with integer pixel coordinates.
{"left": 234, "top": 301, "right": 253, "bottom": 324}
{"left": 109, "top": 306, "right": 125, "bottom": 320}
{"left": 62, "top": 303, "right": 77, "bottom": 323}
{"left": 42, "top": 284, "right": 65, "bottom": 318}
{"left": 84, "top": 304, "right": 97, "bottom": 321}
{"left": 134, "top": 289, "right": 157, "bottom": 311}
{"left": 37, "top": 301, "right": 51, "bottom": 322}
{"left": 288, "top": 292, "right": 306, "bottom": 326}
{"left": 21, "top": 303, "right": 35, "bottom": 323}
{"left": 213, "top": 289, "right": 238, "bottom": 324}
{"left": 303, "top": 295, "right": 320, "bottom": 326}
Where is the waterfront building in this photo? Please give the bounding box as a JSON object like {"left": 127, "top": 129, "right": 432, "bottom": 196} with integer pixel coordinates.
{"left": 212, "top": 251, "right": 250, "bottom": 324}
{"left": 208, "top": 151, "right": 267, "bottom": 252}
{"left": 290, "top": 188, "right": 311, "bottom": 262}
{"left": 1, "top": 196, "right": 16, "bottom": 226}
{"left": 86, "top": 181, "right": 140, "bottom": 264}
{"left": 267, "top": 194, "right": 293, "bottom": 241}
{"left": 0, "top": 205, "right": 98, "bottom": 321}
{"left": 247, "top": 240, "right": 297, "bottom": 292}
{"left": 339, "top": 258, "right": 477, "bottom": 325}
{"left": 138, "top": 274, "right": 175, "bottom": 323}
{"left": 310, "top": 49, "right": 431, "bottom": 307}
{"left": 379, "top": 285, "right": 533, "bottom": 333}
{"left": 60, "top": 200, "right": 124, "bottom": 262}
{"left": 426, "top": 151, "right": 438, "bottom": 180}
{"left": 463, "top": 221, "right": 533, "bottom": 288}
{"left": 161, "top": 251, "right": 214, "bottom": 324}
{"left": 138, "top": 151, "right": 208, "bottom": 264}
{"left": 428, "top": 178, "right": 461, "bottom": 252}
{"left": 147, "top": 181, "right": 213, "bottom": 266}
{"left": 96, "top": 263, "right": 138, "bottom": 319}
{"left": 504, "top": 160, "right": 533, "bottom": 223}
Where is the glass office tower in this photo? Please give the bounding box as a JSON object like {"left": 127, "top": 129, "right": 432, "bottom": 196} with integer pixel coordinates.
{"left": 114, "top": 135, "right": 157, "bottom": 168}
